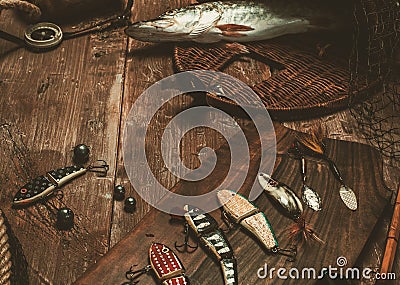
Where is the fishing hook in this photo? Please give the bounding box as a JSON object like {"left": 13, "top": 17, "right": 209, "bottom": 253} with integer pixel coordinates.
{"left": 124, "top": 264, "right": 152, "bottom": 284}
{"left": 174, "top": 222, "right": 198, "bottom": 253}
{"left": 87, "top": 160, "right": 109, "bottom": 177}
{"left": 272, "top": 245, "right": 297, "bottom": 262}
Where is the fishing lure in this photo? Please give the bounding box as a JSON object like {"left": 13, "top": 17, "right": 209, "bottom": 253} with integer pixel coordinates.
{"left": 257, "top": 173, "right": 322, "bottom": 244}
{"left": 12, "top": 160, "right": 109, "bottom": 207}
{"left": 288, "top": 141, "right": 322, "bottom": 211}
{"left": 124, "top": 243, "right": 190, "bottom": 285}
{"left": 295, "top": 131, "right": 358, "bottom": 211}
{"left": 217, "top": 190, "right": 296, "bottom": 260}
{"left": 176, "top": 205, "right": 238, "bottom": 285}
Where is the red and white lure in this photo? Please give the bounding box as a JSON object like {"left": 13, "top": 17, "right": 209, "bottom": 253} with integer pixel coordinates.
{"left": 124, "top": 243, "right": 190, "bottom": 285}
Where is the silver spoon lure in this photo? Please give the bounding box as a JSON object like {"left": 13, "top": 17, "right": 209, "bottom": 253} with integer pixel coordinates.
{"left": 326, "top": 157, "right": 358, "bottom": 211}
{"left": 296, "top": 140, "right": 358, "bottom": 211}
{"left": 289, "top": 143, "right": 322, "bottom": 211}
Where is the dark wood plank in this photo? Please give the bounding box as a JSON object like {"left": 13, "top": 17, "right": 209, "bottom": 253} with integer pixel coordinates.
{"left": 75, "top": 122, "right": 391, "bottom": 284}
{"left": 109, "top": 0, "right": 194, "bottom": 248}
{"left": 0, "top": 9, "right": 127, "bottom": 285}
{"left": 1, "top": 1, "right": 398, "bottom": 284}
{"left": 109, "top": 0, "right": 272, "bottom": 247}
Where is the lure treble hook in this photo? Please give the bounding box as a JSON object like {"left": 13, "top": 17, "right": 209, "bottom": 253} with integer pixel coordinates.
{"left": 174, "top": 222, "right": 198, "bottom": 253}
{"left": 124, "top": 264, "right": 152, "bottom": 285}
{"left": 272, "top": 245, "right": 297, "bottom": 262}
{"left": 87, "top": 160, "right": 109, "bottom": 177}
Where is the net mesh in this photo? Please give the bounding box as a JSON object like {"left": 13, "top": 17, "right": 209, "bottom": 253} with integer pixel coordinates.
{"left": 349, "top": 0, "right": 400, "bottom": 165}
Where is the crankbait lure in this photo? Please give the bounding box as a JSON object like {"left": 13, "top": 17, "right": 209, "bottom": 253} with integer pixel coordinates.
{"left": 217, "top": 190, "right": 296, "bottom": 260}
{"left": 258, "top": 173, "right": 323, "bottom": 244}
{"left": 124, "top": 243, "right": 190, "bottom": 285}
{"left": 177, "top": 205, "right": 238, "bottom": 285}
{"left": 12, "top": 160, "right": 109, "bottom": 207}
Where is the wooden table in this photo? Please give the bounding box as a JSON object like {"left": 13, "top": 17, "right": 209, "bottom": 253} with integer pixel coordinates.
{"left": 0, "top": 1, "right": 399, "bottom": 284}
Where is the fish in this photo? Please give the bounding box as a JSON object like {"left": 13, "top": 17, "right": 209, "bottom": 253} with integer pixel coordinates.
{"left": 125, "top": 1, "right": 347, "bottom": 43}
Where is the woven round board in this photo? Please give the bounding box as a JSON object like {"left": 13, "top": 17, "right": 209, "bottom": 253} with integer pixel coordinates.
{"left": 173, "top": 34, "right": 381, "bottom": 121}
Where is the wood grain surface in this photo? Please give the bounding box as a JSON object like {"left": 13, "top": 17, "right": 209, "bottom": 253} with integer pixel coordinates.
{"left": 75, "top": 123, "right": 392, "bottom": 285}
{"left": 0, "top": 0, "right": 399, "bottom": 284}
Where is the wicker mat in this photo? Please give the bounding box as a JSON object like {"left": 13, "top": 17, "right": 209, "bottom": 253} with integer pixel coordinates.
{"left": 174, "top": 34, "right": 381, "bottom": 121}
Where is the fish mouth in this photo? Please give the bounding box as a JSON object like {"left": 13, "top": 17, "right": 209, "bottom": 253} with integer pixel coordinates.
{"left": 125, "top": 19, "right": 188, "bottom": 42}
{"left": 136, "top": 19, "right": 175, "bottom": 29}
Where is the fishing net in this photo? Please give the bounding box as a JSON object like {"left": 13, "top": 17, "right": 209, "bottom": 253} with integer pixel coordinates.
{"left": 173, "top": 1, "right": 383, "bottom": 120}
{"left": 349, "top": 0, "right": 399, "bottom": 165}
{"left": 174, "top": 0, "right": 399, "bottom": 163}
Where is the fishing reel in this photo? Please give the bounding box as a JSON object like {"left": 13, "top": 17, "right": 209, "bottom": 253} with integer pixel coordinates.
{"left": 0, "top": 0, "right": 133, "bottom": 51}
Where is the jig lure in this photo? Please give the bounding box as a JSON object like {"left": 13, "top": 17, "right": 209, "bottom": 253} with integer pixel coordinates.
{"left": 217, "top": 190, "right": 296, "bottom": 260}
{"left": 12, "top": 160, "right": 109, "bottom": 207}
{"left": 176, "top": 205, "right": 238, "bottom": 285}
{"left": 124, "top": 243, "right": 190, "bottom": 285}
{"left": 258, "top": 173, "right": 323, "bottom": 244}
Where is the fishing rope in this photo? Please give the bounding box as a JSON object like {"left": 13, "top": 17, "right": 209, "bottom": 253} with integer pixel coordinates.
{"left": 0, "top": 210, "right": 12, "bottom": 285}
{"left": 0, "top": 0, "right": 41, "bottom": 20}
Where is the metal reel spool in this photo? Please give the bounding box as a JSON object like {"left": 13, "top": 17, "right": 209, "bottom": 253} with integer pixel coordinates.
{"left": 24, "top": 22, "right": 63, "bottom": 50}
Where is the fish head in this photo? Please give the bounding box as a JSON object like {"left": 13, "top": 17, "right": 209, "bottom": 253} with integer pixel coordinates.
{"left": 125, "top": 7, "right": 200, "bottom": 42}
{"left": 257, "top": 172, "right": 277, "bottom": 192}
{"left": 217, "top": 189, "right": 236, "bottom": 206}
{"left": 183, "top": 204, "right": 203, "bottom": 216}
